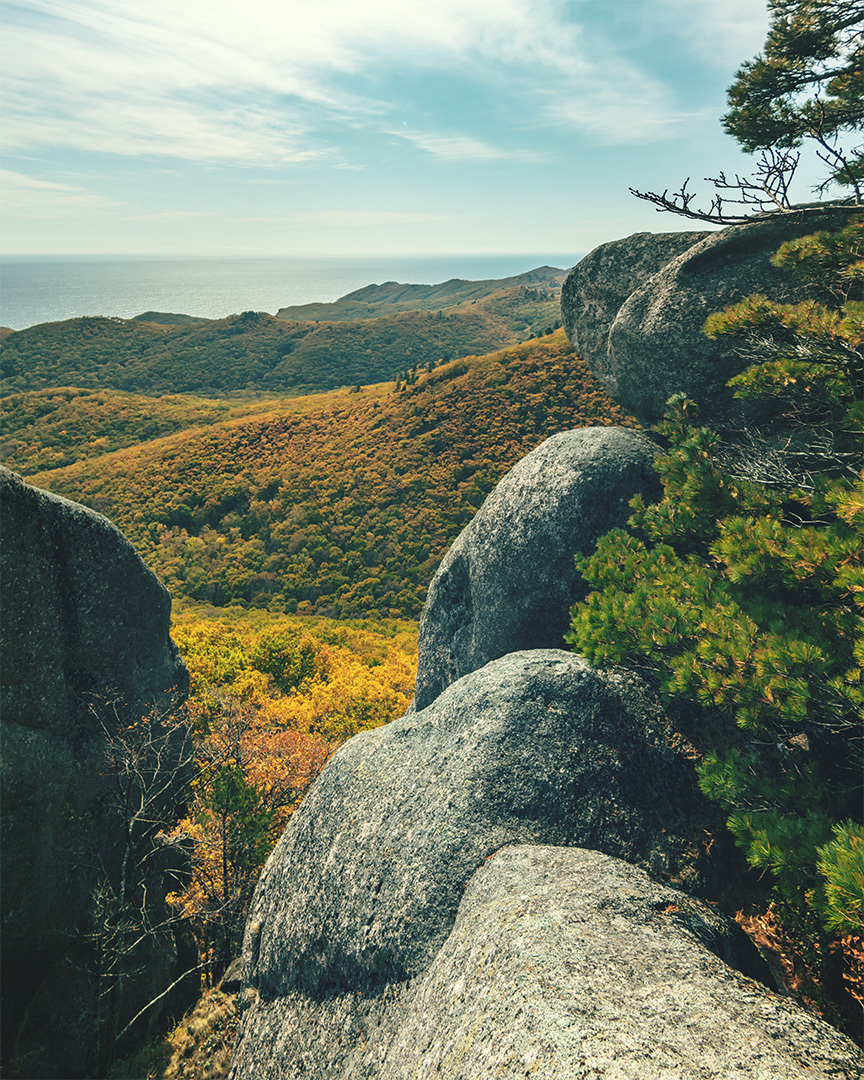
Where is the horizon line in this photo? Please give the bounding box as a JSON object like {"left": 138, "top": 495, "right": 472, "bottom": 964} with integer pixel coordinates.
{"left": 0, "top": 251, "right": 583, "bottom": 261}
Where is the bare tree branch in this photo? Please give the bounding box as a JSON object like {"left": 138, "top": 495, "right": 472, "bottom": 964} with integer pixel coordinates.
{"left": 631, "top": 148, "right": 863, "bottom": 224}
{"left": 114, "top": 962, "right": 205, "bottom": 1044}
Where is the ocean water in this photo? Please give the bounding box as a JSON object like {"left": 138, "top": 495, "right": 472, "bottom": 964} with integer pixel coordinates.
{"left": 0, "top": 254, "right": 581, "bottom": 331}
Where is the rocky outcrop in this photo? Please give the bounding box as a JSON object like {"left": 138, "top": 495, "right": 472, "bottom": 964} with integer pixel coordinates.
{"left": 369, "top": 846, "right": 830, "bottom": 1080}
{"left": 229, "top": 649, "right": 728, "bottom": 1077}
{"left": 231, "top": 842, "right": 862, "bottom": 1080}
{"left": 228, "top": 396, "right": 864, "bottom": 1077}
{"left": 0, "top": 468, "right": 193, "bottom": 1079}
{"left": 414, "top": 426, "right": 660, "bottom": 710}
{"left": 560, "top": 230, "right": 707, "bottom": 386}
{"left": 563, "top": 209, "right": 855, "bottom": 425}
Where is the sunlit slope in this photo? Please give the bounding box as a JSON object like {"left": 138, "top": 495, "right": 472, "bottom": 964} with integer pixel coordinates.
{"left": 30, "top": 332, "right": 636, "bottom": 619}
{"left": 275, "top": 267, "right": 565, "bottom": 321}
{"left": 0, "top": 388, "right": 276, "bottom": 474}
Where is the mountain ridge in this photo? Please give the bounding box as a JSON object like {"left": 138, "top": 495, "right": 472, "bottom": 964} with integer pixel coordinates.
{"left": 275, "top": 265, "right": 567, "bottom": 321}
{"left": 0, "top": 270, "right": 565, "bottom": 397}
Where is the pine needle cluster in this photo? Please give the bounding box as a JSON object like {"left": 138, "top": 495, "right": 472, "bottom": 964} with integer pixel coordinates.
{"left": 567, "top": 222, "right": 863, "bottom": 1009}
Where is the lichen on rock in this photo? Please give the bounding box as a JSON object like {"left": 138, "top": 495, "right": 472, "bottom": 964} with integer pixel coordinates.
{"left": 414, "top": 426, "right": 661, "bottom": 711}
{"left": 562, "top": 209, "right": 855, "bottom": 425}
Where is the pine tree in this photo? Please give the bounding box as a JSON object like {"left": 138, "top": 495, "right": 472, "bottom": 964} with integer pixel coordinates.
{"left": 567, "top": 221, "right": 863, "bottom": 991}
{"left": 723, "top": 0, "right": 863, "bottom": 195}
{"left": 632, "top": 0, "right": 863, "bottom": 221}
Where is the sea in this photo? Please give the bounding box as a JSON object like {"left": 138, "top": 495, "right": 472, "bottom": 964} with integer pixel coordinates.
{"left": 0, "top": 254, "right": 583, "bottom": 332}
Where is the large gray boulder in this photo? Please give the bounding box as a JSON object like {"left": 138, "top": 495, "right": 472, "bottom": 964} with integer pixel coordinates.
{"left": 233, "top": 652, "right": 712, "bottom": 1037}
{"left": 563, "top": 208, "right": 856, "bottom": 426}
{"left": 608, "top": 209, "right": 855, "bottom": 425}
{"left": 560, "top": 229, "right": 708, "bottom": 382}
{"left": 0, "top": 469, "right": 193, "bottom": 1079}
{"left": 230, "top": 844, "right": 862, "bottom": 1080}
{"left": 414, "top": 426, "right": 660, "bottom": 711}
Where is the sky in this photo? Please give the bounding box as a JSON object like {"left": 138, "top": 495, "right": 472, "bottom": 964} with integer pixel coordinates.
{"left": 0, "top": 0, "right": 812, "bottom": 258}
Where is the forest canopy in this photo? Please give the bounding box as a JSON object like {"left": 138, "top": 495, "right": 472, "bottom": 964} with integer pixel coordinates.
{"left": 15, "top": 331, "right": 633, "bottom": 620}
{"left": 0, "top": 279, "right": 563, "bottom": 398}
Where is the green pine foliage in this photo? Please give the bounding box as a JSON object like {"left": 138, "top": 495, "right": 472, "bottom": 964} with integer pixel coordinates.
{"left": 704, "top": 220, "right": 863, "bottom": 451}
{"left": 817, "top": 821, "right": 864, "bottom": 933}
{"left": 722, "top": 0, "right": 863, "bottom": 192}
{"left": 567, "top": 223, "right": 863, "bottom": 949}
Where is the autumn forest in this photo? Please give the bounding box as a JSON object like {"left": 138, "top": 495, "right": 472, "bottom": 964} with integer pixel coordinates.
{"left": 2, "top": 271, "right": 636, "bottom": 1071}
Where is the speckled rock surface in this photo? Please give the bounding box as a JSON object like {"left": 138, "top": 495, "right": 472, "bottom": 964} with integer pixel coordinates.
{"left": 560, "top": 230, "right": 707, "bottom": 390}
{"left": 605, "top": 208, "right": 854, "bottom": 425}
{"left": 229, "top": 650, "right": 729, "bottom": 1078}
{"left": 239, "top": 651, "right": 704, "bottom": 998}
{"left": 230, "top": 846, "right": 863, "bottom": 1080}
{"left": 413, "top": 427, "right": 660, "bottom": 711}
{"left": 0, "top": 468, "right": 191, "bottom": 1078}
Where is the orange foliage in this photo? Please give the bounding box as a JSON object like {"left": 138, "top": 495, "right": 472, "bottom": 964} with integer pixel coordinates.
{"left": 166, "top": 609, "right": 416, "bottom": 978}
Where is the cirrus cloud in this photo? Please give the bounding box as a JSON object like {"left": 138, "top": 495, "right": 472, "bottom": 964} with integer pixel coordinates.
{"left": 0, "top": 169, "right": 117, "bottom": 216}
{"left": 0, "top": 0, "right": 762, "bottom": 166}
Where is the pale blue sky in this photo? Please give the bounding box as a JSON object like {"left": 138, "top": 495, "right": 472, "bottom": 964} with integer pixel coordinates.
{"left": 0, "top": 0, "right": 819, "bottom": 258}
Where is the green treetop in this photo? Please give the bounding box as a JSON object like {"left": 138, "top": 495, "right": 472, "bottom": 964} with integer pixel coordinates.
{"left": 566, "top": 221, "right": 863, "bottom": 1014}
{"left": 632, "top": 0, "right": 863, "bottom": 222}
{"left": 724, "top": 0, "right": 863, "bottom": 195}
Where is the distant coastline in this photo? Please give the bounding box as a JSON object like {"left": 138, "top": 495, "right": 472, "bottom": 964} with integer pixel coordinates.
{"left": 0, "top": 253, "right": 582, "bottom": 331}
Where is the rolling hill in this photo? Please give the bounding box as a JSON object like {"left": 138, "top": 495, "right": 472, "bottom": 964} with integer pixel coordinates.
{"left": 275, "top": 266, "right": 565, "bottom": 320}
{"left": 19, "top": 331, "right": 635, "bottom": 619}
{"left": 0, "top": 270, "right": 564, "bottom": 398}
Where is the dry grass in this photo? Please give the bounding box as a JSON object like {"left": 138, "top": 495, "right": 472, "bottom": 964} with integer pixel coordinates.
{"left": 109, "top": 989, "right": 239, "bottom": 1080}
{"left": 737, "top": 905, "right": 864, "bottom": 1044}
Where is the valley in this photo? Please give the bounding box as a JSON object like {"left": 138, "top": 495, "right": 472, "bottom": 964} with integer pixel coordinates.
{"left": 7, "top": 331, "right": 633, "bottom": 619}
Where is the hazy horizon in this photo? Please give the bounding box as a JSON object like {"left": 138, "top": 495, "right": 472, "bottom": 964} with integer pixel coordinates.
{"left": 0, "top": 251, "right": 580, "bottom": 330}
{"left": 0, "top": 251, "right": 580, "bottom": 263}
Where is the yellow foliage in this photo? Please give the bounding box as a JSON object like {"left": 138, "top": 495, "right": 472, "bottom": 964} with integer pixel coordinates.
{"left": 166, "top": 604, "right": 417, "bottom": 978}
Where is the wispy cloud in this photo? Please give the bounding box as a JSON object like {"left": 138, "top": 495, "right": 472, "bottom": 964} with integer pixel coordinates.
{"left": 388, "top": 130, "right": 546, "bottom": 162}
{"left": 241, "top": 209, "right": 461, "bottom": 227}
{"left": 0, "top": 170, "right": 116, "bottom": 216}
{"left": 646, "top": 0, "right": 770, "bottom": 69}
{"left": 0, "top": 0, "right": 766, "bottom": 167}
{"left": 2, "top": 96, "right": 326, "bottom": 164}
{"left": 546, "top": 96, "right": 718, "bottom": 146}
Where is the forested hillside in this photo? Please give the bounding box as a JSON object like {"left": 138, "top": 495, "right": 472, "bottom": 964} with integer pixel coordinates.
{"left": 20, "top": 331, "right": 634, "bottom": 618}
{"left": 0, "top": 388, "right": 271, "bottom": 473}
{"left": 166, "top": 604, "right": 417, "bottom": 972}
{"left": 0, "top": 279, "right": 562, "bottom": 397}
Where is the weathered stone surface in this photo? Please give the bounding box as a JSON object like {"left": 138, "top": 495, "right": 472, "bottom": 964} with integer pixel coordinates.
{"left": 0, "top": 468, "right": 192, "bottom": 1079}
{"left": 603, "top": 209, "right": 854, "bottom": 425}
{"left": 560, "top": 229, "right": 708, "bottom": 387}
{"left": 230, "top": 845, "right": 862, "bottom": 1080}
{"left": 414, "top": 427, "right": 660, "bottom": 711}
{"left": 237, "top": 650, "right": 707, "bottom": 1006}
